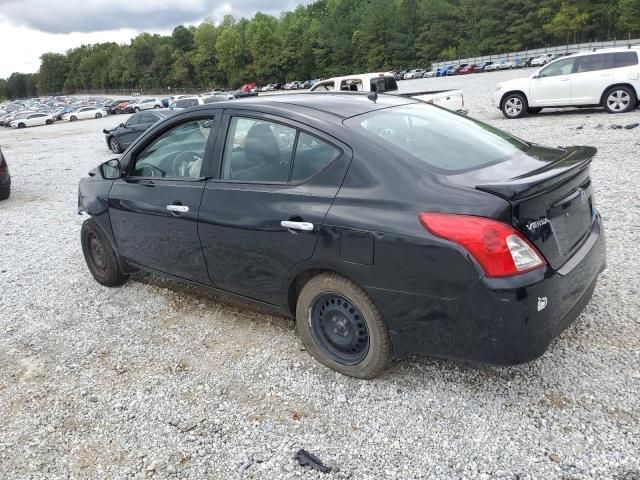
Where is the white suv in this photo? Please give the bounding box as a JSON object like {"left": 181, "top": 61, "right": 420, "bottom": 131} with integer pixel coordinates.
{"left": 492, "top": 48, "right": 639, "bottom": 118}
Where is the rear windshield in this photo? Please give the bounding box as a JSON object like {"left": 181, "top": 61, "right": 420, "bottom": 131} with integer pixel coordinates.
{"left": 344, "top": 103, "right": 530, "bottom": 174}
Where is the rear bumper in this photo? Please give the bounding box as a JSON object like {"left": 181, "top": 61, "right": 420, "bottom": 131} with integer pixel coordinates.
{"left": 368, "top": 214, "right": 606, "bottom": 365}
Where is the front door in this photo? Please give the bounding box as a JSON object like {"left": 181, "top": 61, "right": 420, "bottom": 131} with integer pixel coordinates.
{"left": 530, "top": 57, "right": 575, "bottom": 106}
{"left": 109, "top": 114, "right": 219, "bottom": 284}
{"left": 198, "top": 112, "right": 351, "bottom": 304}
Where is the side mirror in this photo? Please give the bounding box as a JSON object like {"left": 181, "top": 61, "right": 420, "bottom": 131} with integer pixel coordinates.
{"left": 531, "top": 74, "right": 539, "bottom": 79}
{"left": 99, "top": 158, "right": 122, "bottom": 180}
{"left": 119, "top": 123, "right": 125, "bottom": 128}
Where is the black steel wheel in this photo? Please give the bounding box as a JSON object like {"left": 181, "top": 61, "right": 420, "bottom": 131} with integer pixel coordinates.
{"left": 310, "top": 293, "right": 369, "bottom": 365}
{"left": 81, "top": 218, "right": 128, "bottom": 287}
{"left": 296, "top": 273, "right": 391, "bottom": 378}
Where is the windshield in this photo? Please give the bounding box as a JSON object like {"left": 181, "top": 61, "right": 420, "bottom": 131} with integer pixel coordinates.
{"left": 345, "top": 103, "right": 530, "bottom": 174}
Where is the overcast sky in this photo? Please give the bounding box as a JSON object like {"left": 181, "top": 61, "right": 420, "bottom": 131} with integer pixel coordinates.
{"left": 0, "top": 0, "right": 311, "bottom": 78}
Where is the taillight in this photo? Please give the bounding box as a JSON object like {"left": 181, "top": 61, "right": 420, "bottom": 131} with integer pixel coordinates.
{"left": 418, "top": 213, "right": 546, "bottom": 277}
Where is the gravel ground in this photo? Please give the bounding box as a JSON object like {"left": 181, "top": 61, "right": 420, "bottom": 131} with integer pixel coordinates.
{"left": 1, "top": 70, "right": 639, "bottom": 480}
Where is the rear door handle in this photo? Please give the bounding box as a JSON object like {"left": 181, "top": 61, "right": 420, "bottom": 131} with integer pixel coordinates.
{"left": 280, "top": 220, "right": 314, "bottom": 231}
{"left": 167, "top": 204, "right": 189, "bottom": 213}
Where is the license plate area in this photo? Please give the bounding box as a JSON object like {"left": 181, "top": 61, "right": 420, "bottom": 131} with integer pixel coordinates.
{"left": 549, "top": 183, "right": 593, "bottom": 256}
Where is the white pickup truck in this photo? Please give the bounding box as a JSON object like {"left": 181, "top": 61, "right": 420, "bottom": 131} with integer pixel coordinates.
{"left": 309, "top": 72, "right": 467, "bottom": 113}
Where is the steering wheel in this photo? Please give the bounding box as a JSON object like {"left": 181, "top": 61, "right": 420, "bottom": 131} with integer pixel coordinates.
{"left": 172, "top": 151, "right": 203, "bottom": 177}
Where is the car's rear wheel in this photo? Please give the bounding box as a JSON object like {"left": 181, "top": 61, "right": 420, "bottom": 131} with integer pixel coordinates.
{"left": 296, "top": 273, "right": 391, "bottom": 378}
{"left": 134, "top": 108, "right": 140, "bottom": 113}
{"left": 528, "top": 107, "right": 543, "bottom": 114}
{"left": 603, "top": 86, "right": 636, "bottom": 114}
{"left": 45, "top": 119, "right": 53, "bottom": 125}
{"left": 109, "top": 136, "right": 123, "bottom": 154}
{"left": 501, "top": 93, "right": 528, "bottom": 119}
{"left": 81, "top": 218, "right": 128, "bottom": 287}
{"left": 0, "top": 186, "right": 10, "bottom": 200}
{"left": 18, "top": 123, "right": 26, "bottom": 128}
{"left": 95, "top": 113, "right": 103, "bottom": 119}
{"left": 154, "top": 105, "right": 160, "bottom": 109}
{"left": 70, "top": 116, "right": 77, "bottom": 122}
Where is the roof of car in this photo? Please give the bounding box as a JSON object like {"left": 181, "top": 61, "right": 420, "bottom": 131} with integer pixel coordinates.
{"left": 212, "top": 92, "right": 416, "bottom": 118}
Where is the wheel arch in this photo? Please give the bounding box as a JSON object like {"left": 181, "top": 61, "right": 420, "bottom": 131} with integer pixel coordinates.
{"left": 599, "top": 83, "right": 639, "bottom": 106}
{"left": 500, "top": 90, "right": 529, "bottom": 109}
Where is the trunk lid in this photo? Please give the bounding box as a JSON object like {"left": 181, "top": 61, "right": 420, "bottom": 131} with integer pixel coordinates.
{"left": 449, "top": 145, "right": 597, "bottom": 269}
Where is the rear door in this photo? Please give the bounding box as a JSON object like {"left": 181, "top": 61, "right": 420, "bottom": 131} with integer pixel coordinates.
{"left": 109, "top": 111, "right": 221, "bottom": 284}
{"left": 198, "top": 111, "right": 352, "bottom": 304}
{"left": 571, "top": 53, "right": 614, "bottom": 105}
{"left": 530, "top": 57, "right": 575, "bottom": 106}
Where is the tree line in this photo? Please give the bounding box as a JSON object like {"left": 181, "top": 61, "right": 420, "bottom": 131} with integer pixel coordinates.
{"left": 1, "top": 0, "right": 640, "bottom": 99}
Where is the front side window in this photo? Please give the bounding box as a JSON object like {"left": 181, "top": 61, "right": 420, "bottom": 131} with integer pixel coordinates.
{"left": 221, "top": 117, "right": 296, "bottom": 182}
{"left": 126, "top": 114, "right": 142, "bottom": 127}
{"left": 574, "top": 54, "right": 612, "bottom": 73}
{"left": 345, "top": 103, "right": 531, "bottom": 174}
{"left": 132, "top": 118, "right": 213, "bottom": 178}
{"left": 539, "top": 58, "right": 575, "bottom": 77}
{"left": 312, "top": 81, "right": 334, "bottom": 92}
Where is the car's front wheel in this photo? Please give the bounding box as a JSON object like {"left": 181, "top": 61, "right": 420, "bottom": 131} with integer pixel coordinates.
{"left": 501, "top": 93, "right": 528, "bottom": 119}
{"left": 603, "top": 86, "right": 636, "bottom": 114}
{"left": 95, "top": 113, "right": 103, "bottom": 119}
{"left": 70, "top": 116, "right": 77, "bottom": 122}
{"left": 296, "top": 273, "right": 391, "bottom": 378}
{"left": 109, "top": 136, "right": 123, "bottom": 154}
{"left": 81, "top": 218, "right": 128, "bottom": 287}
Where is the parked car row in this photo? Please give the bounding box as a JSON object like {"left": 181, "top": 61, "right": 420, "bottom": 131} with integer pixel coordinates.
{"left": 392, "top": 53, "right": 576, "bottom": 81}
{"left": 0, "top": 95, "right": 115, "bottom": 129}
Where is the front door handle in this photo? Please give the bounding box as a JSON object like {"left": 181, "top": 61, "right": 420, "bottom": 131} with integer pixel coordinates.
{"left": 167, "top": 204, "right": 189, "bottom": 213}
{"left": 281, "top": 220, "right": 314, "bottom": 232}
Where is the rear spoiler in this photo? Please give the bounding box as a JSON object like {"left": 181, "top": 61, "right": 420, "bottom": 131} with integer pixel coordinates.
{"left": 476, "top": 146, "right": 596, "bottom": 200}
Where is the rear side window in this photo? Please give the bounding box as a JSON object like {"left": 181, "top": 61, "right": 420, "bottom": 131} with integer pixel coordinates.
{"left": 574, "top": 54, "right": 612, "bottom": 73}
{"left": 291, "top": 133, "right": 340, "bottom": 182}
{"left": 614, "top": 52, "right": 638, "bottom": 68}
{"left": 221, "top": 117, "right": 340, "bottom": 183}
{"left": 370, "top": 77, "right": 398, "bottom": 93}
{"left": 221, "top": 117, "right": 296, "bottom": 182}
{"left": 312, "top": 81, "right": 334, "bottom": 92}
{"left": 126, "top": 114, "right": 142, "bottom": 127}
{"left": 345, "top": 103, "right": 531, "bottom": 174}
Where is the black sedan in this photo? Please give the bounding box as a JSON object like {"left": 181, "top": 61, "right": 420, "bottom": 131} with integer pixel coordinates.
{"left": 78, "top": 93, "right": 606, "bottom": 378}
{"left": 0, "top": 146, "right": 10, "bottom": 200}
{"left": 103, "top": 110, "right": 173, "bottom": 153}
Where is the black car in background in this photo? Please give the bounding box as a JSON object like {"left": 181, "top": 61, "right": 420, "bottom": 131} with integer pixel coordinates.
{"left": 0, "top": 147, "right": 10, "bottom": 200}
{"left": 79, "top": 93, "right": 606, "bottom": 378}
{"left": 103, "top": 110, "right": 173, "bottom": 153}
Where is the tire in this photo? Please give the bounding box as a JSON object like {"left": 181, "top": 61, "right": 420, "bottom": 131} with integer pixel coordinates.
{"left": 95, "top": 113, "right": 103, "bottom": 119}
{"left": 45, "top": 119, "right": 53, "bottom": 125}
{"left": 501, "top": 93, "right": 528, "bottom": 119}
{"left": 296, "top": 273, "right": 391, "bottom": 379}
{"left": 81, "top": 218, "right": 128, "bottom": 287}
{"left": 154, "top": 105, "right": 160, "bottom": 109}
{"left": 0, "top": 186, "right": 9, "bottom": 200}
{"left": 603, "top": 86, "right": 636, "bottom": 114}
{"left": 109, "top": 136, "right": 123, "bottom": 154}
{"left": 70, "top": 116, "right": 77, "bottom": 122}
{"left": 134, "top": 108, "right": 140, "bottom": 113}
{"left": 18, "top": 123, "right": 26, "bottom": 128}
{"left": 528, "top": 107, "right": 543, "bottom": 114}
